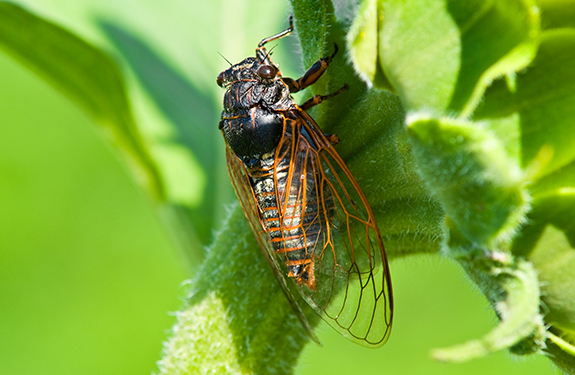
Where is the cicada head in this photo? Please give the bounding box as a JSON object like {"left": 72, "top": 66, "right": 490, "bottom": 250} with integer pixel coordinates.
{"left": 216, "top": 56, "right": 282, "bottom": 87}
{"left": 217, "top": 57, "right": 258, "bottom": 88}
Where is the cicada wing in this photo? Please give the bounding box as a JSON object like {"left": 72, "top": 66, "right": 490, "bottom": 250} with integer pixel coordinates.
{"left": 289, "top": 111, "right": 393, "bottom": 347}
{"left": 224, "top": 145, "right": 319, "bottom": 343}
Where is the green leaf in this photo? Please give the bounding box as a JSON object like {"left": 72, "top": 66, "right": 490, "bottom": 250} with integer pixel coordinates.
{"left": 477, "top": 29, "right": 575, "bottom": 179}
{"left": 538, "top": 0, "right": 575, "bottom": 29}
{"left": 378, "top": 0, "right": 539, "bottom": 116}
{"left": 290, "top": 0, "right": 337, "bottom": 68}
{"left": 407, "top": 115, "right": 528, "bottom": 244}
{"left": 547, "top": 333, "right": 575, "bottom": 375}
{"left": 517, "top": 30, "right": 575, "bottom": 176}
{"left": 0, "top": 2, "right": 164, "bottom": 200}
{"left": 529, "top": 224, "right": 575, "bottom": 333}
{"left": 512, "top": 194, "right": 575, "bottom": 333}
{"left": 346, "top": 0, "right": 393, "bottom": 89}
{"left": 290, "top": 1, "right": 444, "bottom": 257}
{"left": 97, "top": 20, "right": 219, "bottom": 244}
{"left": 331, "top": 91, "right": 445, "bottom": 254}
{"left": 530, "top": 159, "right": 575, "bottom": 196}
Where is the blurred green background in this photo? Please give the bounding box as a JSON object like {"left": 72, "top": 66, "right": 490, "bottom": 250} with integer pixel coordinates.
{"left": 0, "top": 0, "right": 558, "bottom": 374}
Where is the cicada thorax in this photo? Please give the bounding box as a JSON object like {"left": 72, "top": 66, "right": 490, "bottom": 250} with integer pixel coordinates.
{"left": 218, "top": 58, "right": 292, "bottom": 163}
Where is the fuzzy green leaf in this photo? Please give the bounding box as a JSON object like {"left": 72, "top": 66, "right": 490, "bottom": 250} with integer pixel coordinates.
{"left": 158, "top": 206, "right": 314, "bottom": 375}
{"left": 346, "top": 0, "right": 392, "bottom": 89}
{"left": 290, "top": 0, "right": 337, "bottom": 69}
{"left": 547, "top": 333, "right": 575, "bottom": 375}
{"left": 512, "top": 194, "right": 575, "bottom": 334}
{"left": 407, "top": 115, "right": 528, "bottom": 244}
{"left": 530, "top": 224, "right": 575, "bottom": 333}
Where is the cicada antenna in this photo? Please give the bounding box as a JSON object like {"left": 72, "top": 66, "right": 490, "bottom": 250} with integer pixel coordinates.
{"left": 260, "top": 44, "right": 279, "bottom": 65}
{"left": 217, "top": 52, "right": 233, "bottom": 66}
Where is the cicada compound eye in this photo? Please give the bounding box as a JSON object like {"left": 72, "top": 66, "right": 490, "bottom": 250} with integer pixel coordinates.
{"left": 257, "top": 64, "right": 278, "bottom": 79}
{"left": 216, "top": 71, "right": 225, "bottom": 87}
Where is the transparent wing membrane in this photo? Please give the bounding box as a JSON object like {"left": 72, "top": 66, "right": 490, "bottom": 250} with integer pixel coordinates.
{"left": 293, "top": 112, "right": 392, "bottom": 346}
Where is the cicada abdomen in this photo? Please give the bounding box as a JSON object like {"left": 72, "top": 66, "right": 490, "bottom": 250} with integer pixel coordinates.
{"left": 246, "top": 120, "right": 336, "bottom": 291}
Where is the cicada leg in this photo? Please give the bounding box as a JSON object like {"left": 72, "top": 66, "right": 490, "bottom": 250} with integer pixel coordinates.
{"left": 323, "top": 134, "right": 340, "bottom": 146}
{"left": 299, "top": 84, "right": 349, "bottom": 111}
{"left": 256, "top": 15, "right": 294, "bottom": 64}
{"left": 283, "top": 44, "right": 340, "bottom": 93}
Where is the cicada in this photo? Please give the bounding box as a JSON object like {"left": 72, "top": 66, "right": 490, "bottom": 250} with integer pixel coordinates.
{"left": 217, "top": 16, "right": 393, "bottom": 347}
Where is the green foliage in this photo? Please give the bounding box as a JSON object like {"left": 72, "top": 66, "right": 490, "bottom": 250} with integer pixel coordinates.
{"left": 0, "top": 2, "right": 163, "bottom": 200}
{"left": 1, "top": 0, "right": 575, "bottom": 374}
{"left": 0, "top": 16, "right": 188, "bottom": 375}
{"left": 407, "top": 116, "right": 528, "bottom": 244}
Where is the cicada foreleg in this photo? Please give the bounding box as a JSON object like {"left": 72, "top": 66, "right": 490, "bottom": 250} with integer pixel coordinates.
{"left": 256, "top": 15, "right": 294, "bottom": 64}
{"left": 283, "top": 43, "right": 340, "bottom": 94}
{"left": 299, "top": 84, "right": 349, "bottom": 111}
